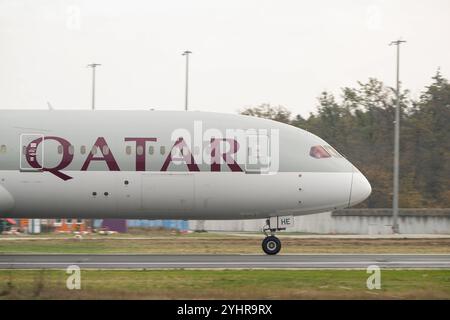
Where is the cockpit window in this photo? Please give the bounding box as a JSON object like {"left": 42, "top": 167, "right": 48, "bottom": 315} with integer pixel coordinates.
{"left": 310, "top": 145, "right": 344, "bottom": 159}
{"left": 309, "top": 145, "right": 331, "bottom": 159}
{"left": 323, "top": 145, "right": 343, "bottom": 158}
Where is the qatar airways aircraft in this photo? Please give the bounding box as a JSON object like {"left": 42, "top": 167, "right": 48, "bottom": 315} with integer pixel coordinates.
{"left": 0, "top": 110, "right": 371, "bottom": 254}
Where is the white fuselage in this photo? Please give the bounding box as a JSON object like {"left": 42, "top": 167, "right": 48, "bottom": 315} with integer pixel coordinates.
{"left": 0, "top": 110, "right": 371, "bottom": 220}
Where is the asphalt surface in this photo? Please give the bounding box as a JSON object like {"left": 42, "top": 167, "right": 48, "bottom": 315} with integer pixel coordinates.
{"left": 0, "top": 254, "right": 449, "bottom": 269}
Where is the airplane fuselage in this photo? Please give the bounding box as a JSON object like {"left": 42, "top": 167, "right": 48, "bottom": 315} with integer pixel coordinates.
{"left": 0, "top": 110, "right": 371, "bottom": 220}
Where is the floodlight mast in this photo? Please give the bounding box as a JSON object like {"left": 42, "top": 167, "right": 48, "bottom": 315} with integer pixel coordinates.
{"left": 87, "top": 63, "right": 102, "bottom": 110}
{"left": 389, "top": 39, "right": 406, "bottom": 234}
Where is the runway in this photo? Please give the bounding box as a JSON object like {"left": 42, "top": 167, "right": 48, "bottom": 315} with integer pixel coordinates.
{"left": 0, "top": 254, "right": 449, "bottom": 269}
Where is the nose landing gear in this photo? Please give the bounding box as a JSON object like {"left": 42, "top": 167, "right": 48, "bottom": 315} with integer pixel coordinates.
{"left": 262, "top": 219, "right": 283, "bottom": 255}
{"left": 262, "top": 235, "right": 281, "bottom": 255}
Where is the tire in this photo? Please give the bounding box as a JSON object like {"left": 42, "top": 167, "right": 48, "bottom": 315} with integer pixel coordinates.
{"left": 262, "top": 236, "right": 281, "bottom": 255}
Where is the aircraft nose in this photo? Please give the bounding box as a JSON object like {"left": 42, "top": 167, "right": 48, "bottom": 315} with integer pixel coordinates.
{"left": 0, "top": 185, "right": 15, "bottom": 214}
{"left": 349, "top": 171, "right": 372, "bottom": 206}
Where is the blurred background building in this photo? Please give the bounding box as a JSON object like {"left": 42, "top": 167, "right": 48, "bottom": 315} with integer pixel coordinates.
{"left": 2, "top": 209, "right": 449, "bottom": 235}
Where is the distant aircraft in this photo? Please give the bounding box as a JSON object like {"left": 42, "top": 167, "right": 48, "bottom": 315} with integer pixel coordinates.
{"left": 0, "top": 110, "right": 371, "bottom": 254}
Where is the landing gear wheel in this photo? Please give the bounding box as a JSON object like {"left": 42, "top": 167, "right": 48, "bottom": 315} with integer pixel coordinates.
{"left": 262, "top": 236, "right": 281, "bottom": 255}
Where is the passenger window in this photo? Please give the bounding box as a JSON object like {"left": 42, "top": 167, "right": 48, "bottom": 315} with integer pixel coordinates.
{"left": 0, "top": 145, "right": 6, "bottom": 154}
{"left": 149, "top": 146, "right": 154, "bottom": 155}
{"left": 102, "top": 145, "right": 110, "bottom": 155}
{"left": 68, "top": 145, "right": 74, "bottom": 156}
{"left": 160, "top": 146, "right": 165, "bottom": 155}
{"left": 57, "top": 145, "right": 63, "bottom": 154}
{"left": 80, "top": 146, "right": 86, "bottom": 155}
{"left": 126, "top": 146, "right": 132, "bottom": 155}
{"left": 91, "top": 146, "right": 97, "bottom": 155}
{"left": 136, "top": 145, "right": 144, "bottom": 156}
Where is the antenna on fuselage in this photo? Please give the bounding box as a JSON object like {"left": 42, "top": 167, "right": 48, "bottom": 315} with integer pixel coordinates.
{"left": 47, "top": 101, "right": 54, "bottom": 110}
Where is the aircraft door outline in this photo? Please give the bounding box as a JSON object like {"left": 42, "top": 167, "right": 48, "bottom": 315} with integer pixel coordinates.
{"left": 20, "top": 133, "right": 45, "bottom": 172}
{"left": 245, "top": 132, "right": 270, "bottom": 174}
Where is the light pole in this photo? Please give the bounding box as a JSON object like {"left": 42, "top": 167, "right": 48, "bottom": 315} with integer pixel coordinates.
{"left": 389, "top": 39, "right": 406, "bottom": 234}
{"left": 87, "top": 63, "right": 101, "bottom": 110}
{"left": 182, "top": 51, "right": 192, "bottom": 111}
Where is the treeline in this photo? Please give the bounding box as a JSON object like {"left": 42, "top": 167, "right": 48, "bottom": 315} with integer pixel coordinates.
{"left": 241, "top": 71, "right": 450, "bottom": 208}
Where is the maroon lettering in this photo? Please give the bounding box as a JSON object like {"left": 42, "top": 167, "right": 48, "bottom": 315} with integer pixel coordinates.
{"left": 25, "top": 136, "right": 74, "bottom": 180}
{"left": 161, "top": 137, "right": 199, "bottom": 171}
{"left": 210, "top": 138, "right": 243, "bottom": 172}
{"left": 81, "top": 137, "right": 120, "bottom": 171}
{"left": 124, "top": 137, "right": 157, "bottom": 171}
{"left": 23, "top": 135, "right": 247, "bottom": 180}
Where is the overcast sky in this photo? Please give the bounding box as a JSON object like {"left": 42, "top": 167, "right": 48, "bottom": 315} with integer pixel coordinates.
{"left": 1, "top": 0, "right": 449, "bottom": 117}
